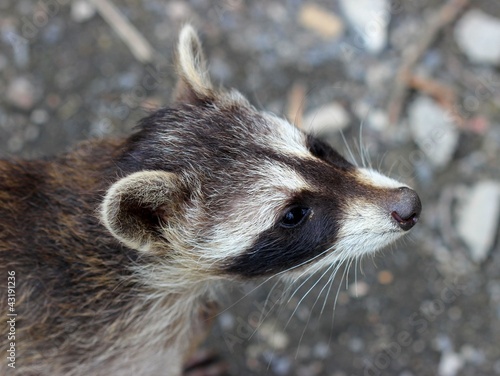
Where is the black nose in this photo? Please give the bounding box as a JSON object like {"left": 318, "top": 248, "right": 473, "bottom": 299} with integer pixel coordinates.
{"left": 390, "top": 187, "right": 422, "bottom": 231}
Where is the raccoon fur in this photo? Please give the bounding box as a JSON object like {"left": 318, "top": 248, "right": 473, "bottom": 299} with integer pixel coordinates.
{"left": 0, "top": 25, "right": 421, "bottom": 376}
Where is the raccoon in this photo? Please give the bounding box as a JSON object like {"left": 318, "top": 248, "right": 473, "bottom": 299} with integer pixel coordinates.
{"left": 0, "top": 25, "right": 421, "bottom": 376}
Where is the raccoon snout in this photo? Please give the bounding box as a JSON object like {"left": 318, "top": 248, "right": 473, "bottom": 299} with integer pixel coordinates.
{"left": 388, "top": 187, "right": 422, "bottom": 231}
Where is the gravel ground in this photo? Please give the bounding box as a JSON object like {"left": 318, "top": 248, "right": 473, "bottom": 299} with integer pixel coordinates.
{"left": 1, "top": 1, "right": 500, "bottom": 375}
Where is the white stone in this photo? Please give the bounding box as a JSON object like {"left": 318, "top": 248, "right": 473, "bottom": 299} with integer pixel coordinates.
{"left": 408, "top": 96, "right": 459, "bottom": 168}
{"left": 339, "top": 0, "right": 390, "bottom": 53}
{"left": 455, "top": 10, "right": 500, "bottom": 65}
{"left": 438, "top": 351, "right": 465, "bottom": 376}
{"left": 302, "top": 102, "right": 350, "bottom": 135}
{"left": 6, "top": 77, "right": 36, "bottom": 110}
{"left": 367, "top": 109, "right": 389, "bottom": 131}
{"left": 71, "top": 0, "right": 96, "bottom": 23}
{"left": 456, "top": 181, "right": 500, "bottom": 263}
{"left": 348, "top": 280, "right": 369, "bottom": 297}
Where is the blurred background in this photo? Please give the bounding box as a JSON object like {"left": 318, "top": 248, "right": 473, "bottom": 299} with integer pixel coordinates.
{"left": 1, "top": 0, "right": 499, "bottom": 375}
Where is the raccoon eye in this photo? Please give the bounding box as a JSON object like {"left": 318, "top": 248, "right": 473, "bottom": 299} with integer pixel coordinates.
{"left": 280, "top": 207, "right": 311, "bottom": 228}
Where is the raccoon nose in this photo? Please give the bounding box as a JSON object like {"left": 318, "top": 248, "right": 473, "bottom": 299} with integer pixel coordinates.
{"left": 389, "top": 187, "right": 422, "bottom": 231}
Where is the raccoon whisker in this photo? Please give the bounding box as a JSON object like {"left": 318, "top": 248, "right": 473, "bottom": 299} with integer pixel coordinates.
{"left": 354, "top": 256, "right": 359, "bottom": 294}
{"left": 340, "top": 129, "right": 358, "bottom": 167}
{"left": 326, "top": 256, "right": 353, "bottom": 347}
{"left": 284, "top": 267, "right": 323, "bottom": 310}
{"left": 345, "top": 257, "right": 355, "bottom": 290}
{"left": 387, "top": 158, "right": 399, "bottom": 179}
{"left": 284, "top": 264, "right": 335, "bottom": 330}
{"left": 319, "top": 264, "right": 338, "bottom": 317}
{"left": 287, "top": 249, "right": 351, "bottom": 318}
{"left": 359, "top": 118, "right": 366, "bottom": 169}
{"left": 336, "top": 257, "right": 353, "bottom": 307}
{"left": 247, "top": 278, "right": 287, "bottom": 341}
{"left": 359, "top": 256, "right": 366, "bottom": 276}
{"left": 214, "top": 245, "right": 337, "bottom": 317}
{"left": 377, "top": 150, "right": 390, "bottom": 174}
{"left": 212, "top": 274, "right": 283, "bottom": 317}
{"left": 294, "top": 263, "right": 337, "bottom": 358}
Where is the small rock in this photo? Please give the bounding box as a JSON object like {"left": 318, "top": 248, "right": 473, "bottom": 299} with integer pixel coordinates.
{"left": 377, "top": 270, "right": 393, "bottom": 285}
{"left": 367, "top": 108, "right": 389, "bottom": 132}
{"left": 2, "top": 25, "right": 30, "bottom": 68}
{"left": 271, "top": 356, "right": 292, "bottom": 376}
{"left": 8, "top": 135, "right": 24, "bottom": 153}
{"left": 455, "top": 10, "right": 500, "bottom": 65}
{"left": 71, "top": 0, "right": 96, "bottom": 23}
{"left": 408, "top": 96, "right": 459, "bottom": 168}
{"left": 165, "top": 1, "right": 192, "bottom": 21}
{"left": 6, "top": 77, "right": 36, "bottom": 110}
{"left": 438, "top": 351, "right": 465, "bottom": 376}
{"left": 460, "top": 345, "right": 486, "bottom": 365}
{"left": 298, "top": 3, "right": 344, "bottom": 40}
{"left": 258, "top": 323, "right": 289, "bottom": 350}
{"left": 302, "top": 102, "right": 350, "bottom": 135}
{"left": 30, "top": 109, "right": 49, "bottom": 125}
{"left": 339, "top": 0, "right": 390, "bottom": 53}
{"left": 348, "top": 337, "right": 364, "bottom": 352}
{"left": 434, "top": 334, "right": 453, "bottom": 352}
{"left": 24, "top": 125, "right": 40, "bottom": 142}
{"left": 217, "top": 312, "right": 234, "bottom": 330}
{"left": 456, "top": 181, "right": 500, "bottom": 263}
{"left": 312, "top": 342, "right": 330, "bottom": 359}
{"left": 348, "top": 280, "right": 369, "bottom": 297}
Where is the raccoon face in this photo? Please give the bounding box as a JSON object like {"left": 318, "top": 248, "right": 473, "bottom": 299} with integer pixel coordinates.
{"left": 100, "top": 25, "right": 421, "bottom": 280}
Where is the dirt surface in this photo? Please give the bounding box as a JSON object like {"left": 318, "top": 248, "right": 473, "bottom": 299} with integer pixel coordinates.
{"left": 1, "top": 1, "right": 500, "bottom": 375}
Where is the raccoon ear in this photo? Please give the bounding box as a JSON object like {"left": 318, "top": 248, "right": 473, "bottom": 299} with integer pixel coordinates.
{"left": 100, "top": 171, "right": 187, "bottom": 252}
{"left": 173, "top": 24, "right": 214, "bottom": 104}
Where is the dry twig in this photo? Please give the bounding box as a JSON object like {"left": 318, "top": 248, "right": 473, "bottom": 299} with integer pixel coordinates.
{"left": 388, "top": 0, "right": 469, "bottom": 125}
{"left": 286, "top": 82, "right": 307, "bottom": 129}
{"left": 90, "top": 0, "right": 156, "bottom": 64}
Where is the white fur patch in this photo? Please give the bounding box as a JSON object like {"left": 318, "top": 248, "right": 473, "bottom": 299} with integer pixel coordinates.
{"left": 262, "top": 113, "right": 313, "bottom": 159}
{"left": 202, "top": 161, "right": 312, "bottom": 262}
{"left": 357, "top": 167, "right": 405, "bottom": 189}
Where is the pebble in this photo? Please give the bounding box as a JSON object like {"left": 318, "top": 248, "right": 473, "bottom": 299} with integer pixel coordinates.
{"left": 302, "top": 102, "right": 351, "bottom": 135}
{"left": 71, "top": 0, "right": 96, "bottom": 23}
{"left": 348, "top": 280, "right": 369, "bottom": 297}
{"left": 217, "top": 312, "right": 235, "bottom": 330}
{"left": 298, "top": 3, "right": 344, "bottom": 40}
{"left": 456, "top": 181, "right": 500, "bottom": 263}
{"left": 30, "top": 109, "right": 49, "bottom": 125}
{"left": 6, "top": 77, "right": 36, "bottom": 110}
{"left": 408, "top": 96, "right": 459, "bottom": 168}
{"left": 271, "top": 356, "right": 292, "bottom": 376}
{"left": 460, "top": 344, "right": 485, "bottom": 365}
{"left": 258, "top": 323, "right": 289, "bottom": 350}
{"left": 312, "top": 342, "right": 330, "bottom": 359}
{"left": 1, "top": 25, "right": 30, "bottom": 68}
{"left": 455, "top": 10, "right": 500, "bottom": 65}
{"left": 339, "top": 0, "right": 390, "bottom": 53}
{"left": 367, "top": 108, "right": 389, "bottom": 132}
{"left": 347, "top": 337, "right": 364, "bottom": 352}
{"left": 438, "top": 351, "right": 465, "bottom": 376}
{"left": 377, "top": 270, "right": 394, "bottom": 285}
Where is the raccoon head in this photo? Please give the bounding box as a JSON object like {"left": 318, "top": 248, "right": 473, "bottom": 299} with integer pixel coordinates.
{"left": 100, "top": 25, "right": 421, "bottom": 281}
